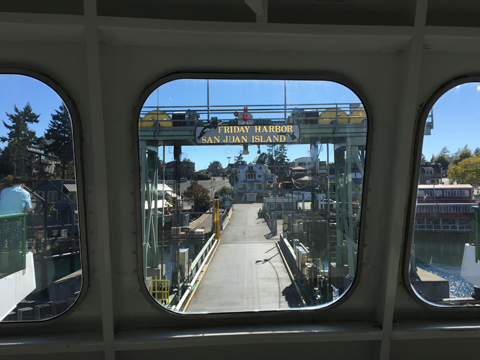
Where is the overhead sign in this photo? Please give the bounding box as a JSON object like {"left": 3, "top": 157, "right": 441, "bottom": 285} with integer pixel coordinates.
{"left": 195, "top": 124, "right": 299, "bottom": 145}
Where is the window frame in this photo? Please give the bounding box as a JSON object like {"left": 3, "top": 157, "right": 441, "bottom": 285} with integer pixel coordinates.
{"left": 404, "top": 76, "right": 480, "bottom": 311}
{"left": 134, "top": 72, "right": 372, "bottom": 318}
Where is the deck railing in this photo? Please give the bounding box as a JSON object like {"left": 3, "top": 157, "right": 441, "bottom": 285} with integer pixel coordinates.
{"left": 0, "top": 213, "right": 28, "bottom": 279}
{"left": 414, "top": 223, "right": 472, "bottom": 232}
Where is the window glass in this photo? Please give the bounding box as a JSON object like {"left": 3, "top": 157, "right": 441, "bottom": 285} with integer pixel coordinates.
{"left": 410, "top": 82, "right": 480, "bottom": 306}
{"left": 139, "top": 79, "right": 367, "bottom": 312}
{"left": 0, "top": 74, "right": 81, "bottom": 321}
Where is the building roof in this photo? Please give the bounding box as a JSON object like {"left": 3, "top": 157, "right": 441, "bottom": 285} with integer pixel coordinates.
{"left": 292, "top": 166, "right": 306, "bottom": 171}
{"left": 418, "top": 184, "right": 473, "bottom": 189}
{"left": 145, "top": 200, "right": 172, "bottom": 210}
{"left": 63, "top": 184, "right": 77, "bottom": 193}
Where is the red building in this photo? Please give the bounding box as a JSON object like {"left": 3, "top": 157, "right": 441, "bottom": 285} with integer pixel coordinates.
{"left": 415, "top": 184, "right": 476, "bottom": 231}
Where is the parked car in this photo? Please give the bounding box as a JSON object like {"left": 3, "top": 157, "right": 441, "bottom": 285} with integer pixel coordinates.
{"left": 180, "top": 177, "right": 188, "bottom": 182}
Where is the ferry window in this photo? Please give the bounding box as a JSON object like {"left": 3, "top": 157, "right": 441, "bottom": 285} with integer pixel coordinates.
{"left": 0, "top": 74, "right": 81, "bottom": 322}
{"left": 409, "top": 82, "right": 480, "bottom": 306}
{"left": 426, "top": 190, "right": 433, "bottom": 197}
{"left": 139, "top": 78, "right": 367, "bottom": 312}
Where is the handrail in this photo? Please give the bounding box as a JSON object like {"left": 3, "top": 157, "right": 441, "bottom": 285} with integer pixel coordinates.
{"left": 0, "top": 212, "right": 28, "bottom": 279}
{"left": 188, "top": 233, "right": 216, "bottom": 278}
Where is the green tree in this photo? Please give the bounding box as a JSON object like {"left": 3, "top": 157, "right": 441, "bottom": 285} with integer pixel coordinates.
{"left": 451, "top": 145, "right": 472, "bottom": 166}
{"left": 208, "top": 160, "right": 222, "bottom": 171}
{"left": 431, "top": 147, "right": 450, "bottom": 170}
{"left": 256, "top": 152, "right": 269, "bottom": 164}
{"left": 274, "top": 144, "right": 289, "bottom": 164}
{"left": 447, "top": 156, "right": 480, "bottom": 188}
{"left": 235, "top": 151, "right": 247, "bottom": 165}
{"left": 229, "top": 169, "right": 237, "bottom": 187}
{"left": 474, "top": 147, "right": 480, "bottom": 157}
{"left": 44, "top": 104, "right": 73, "bottom": 179}
{"left": 181, "top": 158, "right": 193, "bottom": 162}
{"left": 184, "top": 181, "right": 211, "bottom": 212}
{"left": 215, "top": 185, "right": 232, "bottom": 197}
{"left": 0, "top": 103, "right": 41, "bottom": 177}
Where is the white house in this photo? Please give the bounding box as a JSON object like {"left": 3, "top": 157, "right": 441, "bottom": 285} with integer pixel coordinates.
{"left": 237, "top": 163, "right": 274, "bottom": 193}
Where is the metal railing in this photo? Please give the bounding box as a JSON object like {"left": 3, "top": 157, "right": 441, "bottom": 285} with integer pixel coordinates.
{"left": 414, "top": 223, "right": 472, "bottom": 232}
{"left": 188, "top": 233, "right": 216, "bottom": 279}
{"left": 0, "top": 213, "right": 28, "bottom": 279}
{"left": 151, "top": 277, "right": 170, "bottom": 304}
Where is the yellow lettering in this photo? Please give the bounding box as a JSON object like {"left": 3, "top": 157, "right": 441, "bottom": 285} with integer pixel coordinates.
{"left": 287, "top": 125, "right": 293, "bottom": 132}
{"left": 242, "top": 136, "right": 247, "bottom": 142}
{"left": 202, "top": 137, "right": 206, "bottom": 143}
{"left": 218, "top": 127, "right": 222, "bottom": 134}
{"left": 214, "top": 136, "right": 220, "bottom": 143}
{"left": 224, "top": 127, "right": 229, "bottom": 133}
{"left": 269, "top": 126, "right": 274, "bottom": 132}
{"left": 273, "top": 135, "right": 279, "bottom": 142}
{"left": 255, "top": 126, "right": 261, "bottom": 132}
{"left": 267, "top": 136, "right": 272, "bottom": 142}
{"left": 235, "top": 136, "right": 241, "bottom": 143}
{"left": 245, "top": 126, "right": 251, "bottom": 133}
{"left": 280, "top": 135, "right": 286, "bottom": 142}
{"left": 207, "top": 137, "right": 213, "bottom": 143}
{"left": 281, "top": 125, "right": 287, "bottom": 132}
{"left": 223, "top": 137, "right": 228, "bottom": 143}
{"left": 262, "top": 126, "right": 268, "bottom": 133}
{"left": 275, "top": 126, "right": 281, "bottom": 132}
{"left": 234, "top": 126, "right": 240, "bottom": 133}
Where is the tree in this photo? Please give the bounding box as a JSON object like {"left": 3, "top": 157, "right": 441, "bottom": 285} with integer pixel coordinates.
{"left": 44, "top": 104, "right": 73, "bottom": 179}
{"left": 256, "top": 152, "right": 269, "bottom": 164}
{"left": 0, "top": 103, "right": 41, "bottom": 177}
{"left": 451, "top": 145, "right": 472, "bottom": 166}
{"left": 474, "top": 147, "right": 480, "bottom": 157}
{"left": 235, "top": 151, "right": 246, "bottom": 165}
{"left": 447, "top": 156, "right": 480, "bottom": 188}
{"left": 432, "top": 148, "right": 450, "bottom": 170}
{"left": 274, "top": 144, "right": 289, "bottom": 164}
{"left": 208, "top": 160, "right": 222, "bottom": 171}
{"left": 229, "top": 169, "right": 237, "bottom": 187}
{"left": 181, "top": 158, "right": 193, "bottom": 162}
{"left": 183, "top": 181, "right": 211, "bottom": 212}
{"left": 215, "top": 185, "right": 232, "bottom": 197}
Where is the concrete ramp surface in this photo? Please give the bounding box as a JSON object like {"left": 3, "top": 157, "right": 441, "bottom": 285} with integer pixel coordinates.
{"left": 186, "top": 203, "right": 297, "bottom": 312}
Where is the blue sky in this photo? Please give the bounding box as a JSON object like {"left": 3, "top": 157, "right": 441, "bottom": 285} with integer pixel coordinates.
{"left": 0, "top": 75, "right": 64, "bottom": 142}
{"left": 1, "top": 75, "right": 479, "bottom": 170}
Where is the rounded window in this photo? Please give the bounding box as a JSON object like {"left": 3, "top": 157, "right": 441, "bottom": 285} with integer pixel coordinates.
{"left": 138, "top": 78, "right": 368, "bottom": 312}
